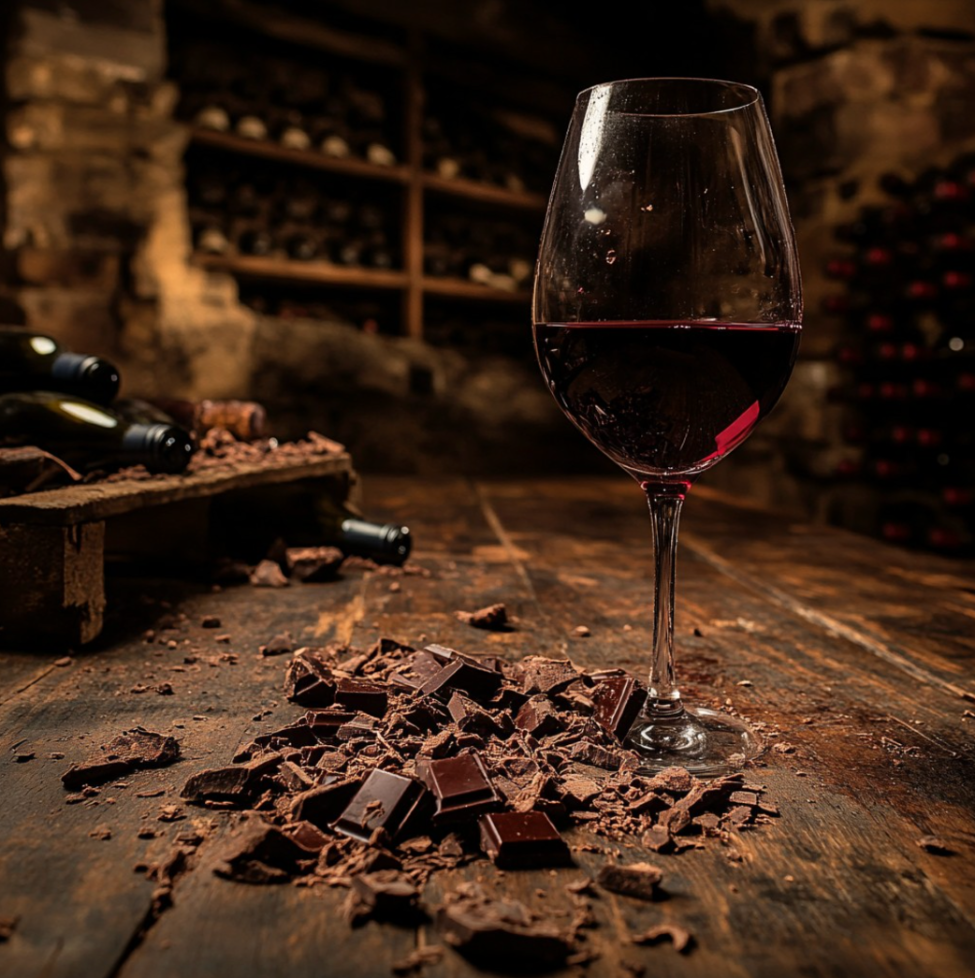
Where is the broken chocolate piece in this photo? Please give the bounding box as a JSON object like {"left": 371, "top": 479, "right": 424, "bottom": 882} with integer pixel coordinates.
{"left": 596, "top": 862, "right": 664, "bottom": 901}
{"left": 568, "top": 741, "right": 623, "bottom": 770}
{"left": 592, "top": 675, "right": 645, "bottom": 741}
{"left": 284, "top": 820, "right": 331, "bottom": 853}
{"left": 62, "top": 728, "right": 180, "bottom": 790}
{"left": 447, "top": 692, "right": 503, "bottom": 738}
{"left": 181, "top": 752, "right": 280, "bottom": 804}
{"left": 478, "top": 812, "right": 573, "bottom": 869}
{"left": 286, "top": 546, "right": 344, "bottom": 582}
{"left": 455, "top": 603, "right": 508, "bottom": 631}
{"left": 335, "top": 678, "right": 388, "bottom": 717}
{"left": 418, "top": 657, "right": 503, "bottom": 703}
{"left": 437, "top": 885, "right": 573, "bottom": 965}
{"left": 212, "top": 820, "right": 309, "bottom": 884}
{"left": 283, "top": 649, "right": 337, "bottom": 707}
{"left": 418, "top": 752, "right": 501, "bottom": 825}
{"left": 520, "top": 656, "right": 579, "bottom": 696}
{"left": 289, "top": 778, "right": 361, "bottom": 829}
{"left": 388, "top": 650, "right": 444, "bottom": 691}
{"left": 250, "top": 559, "right": 290, "bottom": 588}
{"left": 261, "top": 633, "right": 295, "bottom": 657}
{"left": 347, "top": 870, "right": 421, "bottom": 925}
{"left": 332, "top": 769, "right": 428, "bottom": 843}
{"left": 514, "top": 696, "right": 564, "bottom": 738}
{"left": 304, "top": 709, "right": 357, "bottom": 737}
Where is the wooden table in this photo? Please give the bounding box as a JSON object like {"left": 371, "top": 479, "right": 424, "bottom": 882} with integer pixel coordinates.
{"left": 0, "top": 477, "right": 973, "bottom": 978}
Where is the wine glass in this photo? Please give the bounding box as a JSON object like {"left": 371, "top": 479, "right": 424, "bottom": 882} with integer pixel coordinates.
{"left": 533, "top": 78, "right": 802, "bottom": 775}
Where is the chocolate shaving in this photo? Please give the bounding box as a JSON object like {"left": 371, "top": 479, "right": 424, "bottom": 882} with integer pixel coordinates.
{"left": 62, "top": 728, "right": 180, "bottom": 790}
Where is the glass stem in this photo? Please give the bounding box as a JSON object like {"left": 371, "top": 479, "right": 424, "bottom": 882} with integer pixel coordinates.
{"left": 644, "top": 489, "right": 684, "bottom": 714}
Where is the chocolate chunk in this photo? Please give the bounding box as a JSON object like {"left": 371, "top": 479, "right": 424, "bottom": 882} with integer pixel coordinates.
{"left": 286, "top": 546, "right": 345, "bottom": 582}
{"left": 347, "top": 870, "right": 421, "bottom": 925}
{"left": 455, "top": 603, "right": 508, "bottom": 630}
{"left": 514, "top": 696, "right": 564, "bottom": 738}
{"left": 520, "top": 656, "right": 580, "bottom": 696}
{"left": 335, "top": 678, "right": 388, "bottom": 717}
{"left": 437, "top": 885, "right": 573, "bottom": 965}
{"left": 418, "top": 657, "right": 503, "bottom": 703}
{"left": 332, "top": 770, "right": 429, "bottom": 843}
{"left": 729, "top": 790, "right": 758, "bottom": 808}
{"left": 568, "top": 741, "right": 624, "bottom": 770}
{"left": 628, "top": 790, "right": 670, "bottom": 816}
{"left": 283, "top": 649, "right": 336, "bottom": 706}
{"left": 596, "top": 862, "right": 664, "bottom": 901}
{"left": 253, "top": 722, "right": 318, "bottom": 749}
{"left": 675, "top": 774, "right": 744, "bottom": 815}
{"left": 336, "top": 716, "right": 379, "bottom": 742}
{"left": 182, "top": 753, "right": 280, "bottom": 804}
{"left": 389, "top": 650, "right": 444, "bottom": 691}
{"left": 447, "top": 692, "right": 504, "bottom": 738}
{"left": 693, "top": 812, "right": 722, "bottom": 833}
{"left": 657, "top": 806, "right": 692, "bottom": 835}
{"left": 418, "top": 753, "right": 501, "bottom": 825}
{"left": 250, "top": 559, "right": 290, "bottom": 588}
{"left": 212, "top": 820, "right": 309, "bottom": 884}
{"left": 724, "top": 805, "right": 754, "bottom": 829}
{"left": 478, "top": 812, "right": 573, "bottom": 869}
{"left": 559, "top": 775, "right": 601, "bottom": 809}
{"left": 632, "top": 923, "right": 693, "bottom": 952}
{"left": 278, "top": 760, "right": 316, "bottom": 792}
{"left": 261, "top": 633, "right": 295, "bottom": 656}
{"left": 592, "top": 675, "right": 645, "bottom": 741}
{"left": 201, "top": 615, "right": 221, "bottom": 628}
{"left": 647, "top": 767, "right": 695, "bottom": 795}
{"left": 641, "top": 824, "right": 673, "bottom": 852}
{"left": 62, "top": 728, "right": 180, "bottom": 789}
{"left": 283, "top": 820, "right": 331, "bottom": 853}
{"left": 304, "top": 709, "right": 357, "bottom": 737}
{"left": 289, "top": 778, "right": 361, "bottom": 829}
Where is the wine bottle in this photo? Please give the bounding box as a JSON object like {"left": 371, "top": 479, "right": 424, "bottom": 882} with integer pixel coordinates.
{"left": 0, "top": 392, "right": 193, "bottom": 474}
{"left": 0, "top": 327, "right": 120, "bottom": 404}
{"left": 211, "top": 485, "right": 412, "bottom": 565}
{"left": 142, "top": 397, "right": 267, "bottom": 441}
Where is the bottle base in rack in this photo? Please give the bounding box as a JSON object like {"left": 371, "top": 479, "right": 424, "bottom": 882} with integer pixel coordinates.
{"left": 626, "top": 703, "right": 762, "bottom": 776}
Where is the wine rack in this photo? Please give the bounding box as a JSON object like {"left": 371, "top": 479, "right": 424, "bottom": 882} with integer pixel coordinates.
{"left": 166, "top": 0, "right": 561, "bottom": 340}
{"left": 825, "top": 154, "right": 974, "bottom": 555}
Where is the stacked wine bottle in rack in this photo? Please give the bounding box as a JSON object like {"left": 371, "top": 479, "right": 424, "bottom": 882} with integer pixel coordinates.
{"left": 826, "top": 153, "right": 974, "bottom": 555}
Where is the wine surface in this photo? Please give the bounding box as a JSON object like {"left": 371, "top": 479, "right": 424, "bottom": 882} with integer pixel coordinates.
{"left": 533, "top": 321, "right": 801, "bottom": 484}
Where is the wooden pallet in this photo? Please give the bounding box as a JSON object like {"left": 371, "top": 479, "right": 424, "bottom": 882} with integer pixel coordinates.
{"left": 0, "top": 450, "right": 356, "bottom": 649}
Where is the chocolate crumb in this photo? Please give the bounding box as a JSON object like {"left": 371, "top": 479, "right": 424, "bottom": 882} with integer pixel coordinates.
{"left": 632, "top": 923, "right": 693, "bottom": 952}
{"left": 455, "top": 603, "right": 508, "bottom": 631}
{"left": 250, "top": 560, "right": 290, "bottom": 588}
{"left": 596, "top": 862, "right": 664, "bottom": 901}
{"left": 917, "top": 835, "right": 955, "bottom": 856}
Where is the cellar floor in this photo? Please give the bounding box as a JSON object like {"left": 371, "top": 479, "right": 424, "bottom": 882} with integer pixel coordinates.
{"left": 0, "top": 476, "right": 972, "bottom": 978}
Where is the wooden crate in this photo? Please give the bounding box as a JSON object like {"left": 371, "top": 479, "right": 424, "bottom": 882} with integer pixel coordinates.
{"left": 0, "top": 450, "right": 356, "bottom": 649}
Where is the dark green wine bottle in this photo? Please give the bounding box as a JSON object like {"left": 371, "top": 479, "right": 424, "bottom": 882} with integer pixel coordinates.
{"left": 0, "top": 392, "right": 193, "bottom": 474}
{"left": 0, "top": 326, "right": 120, "bottom": 404}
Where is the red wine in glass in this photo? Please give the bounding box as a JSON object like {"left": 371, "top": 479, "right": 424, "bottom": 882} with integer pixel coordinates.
{"left": 533, "top": 79, "right": 803, "bottom": 774}
{"left": 533, "top": 321, "right": 800, "bottom": 488}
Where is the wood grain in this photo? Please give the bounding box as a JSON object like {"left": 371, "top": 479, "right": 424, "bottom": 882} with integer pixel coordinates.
{"left": 0, "top": 476, "right": 971, "bottom": 978}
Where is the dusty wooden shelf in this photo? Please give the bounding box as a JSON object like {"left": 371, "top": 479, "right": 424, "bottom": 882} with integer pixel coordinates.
{"left": 0, "top": 449, "right": 355, "bottom": 647}
{"left": 192, "top": 254, "right": 409, "bottom": 290}
{"left": 422, "top": 277, "right": 532, "bottom": 303}
{"left": 189, "top": 130, "right": 411, "bottom": 184}
{"left": 421, "top": 173, "right": 547, "bottom": 211}
{"left": 198, "top": 0, "right": 407, "bottom": 66}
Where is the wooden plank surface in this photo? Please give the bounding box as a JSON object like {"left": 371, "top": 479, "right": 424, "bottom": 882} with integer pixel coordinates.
{"left": 0, "top": 476, "right": 972, "bottom": 978}
{"left": 0, "top": 452, "right": 353, "bottom": 527}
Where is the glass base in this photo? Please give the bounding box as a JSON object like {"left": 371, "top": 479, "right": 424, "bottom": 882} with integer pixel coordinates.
{"left": 626, "top": 703, "right": 762, "bottom": 776}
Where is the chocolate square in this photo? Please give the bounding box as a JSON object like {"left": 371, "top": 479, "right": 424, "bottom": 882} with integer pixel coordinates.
{"left": 332, "top": 769, "right": 428, "bottom": 843}
{"left": 478, "top": 811, "right": 573, "bottom": 869}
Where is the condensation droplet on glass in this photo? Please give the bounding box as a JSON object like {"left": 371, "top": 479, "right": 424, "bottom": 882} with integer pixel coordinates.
{"left": 584, "top": 207, "right": 607, "bottom": 225}
{"left": 605, "top": 250, "right": 617, "bottom": 265}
